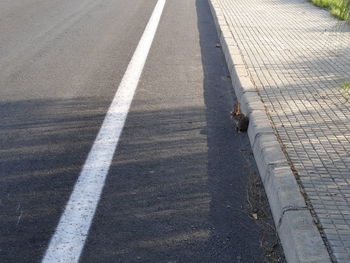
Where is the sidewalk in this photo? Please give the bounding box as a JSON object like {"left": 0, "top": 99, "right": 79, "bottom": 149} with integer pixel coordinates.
{"left": 209, "top": 0, "right": 350, "bottom": 262}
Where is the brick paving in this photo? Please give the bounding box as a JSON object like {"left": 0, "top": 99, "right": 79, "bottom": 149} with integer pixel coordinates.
{"left": 214, "top": 0, "right": 350, "bottom": 261}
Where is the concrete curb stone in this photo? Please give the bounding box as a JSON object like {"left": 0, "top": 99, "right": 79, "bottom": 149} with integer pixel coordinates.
{"left": 208, "top": 0, "right": 332, "bottom": 262}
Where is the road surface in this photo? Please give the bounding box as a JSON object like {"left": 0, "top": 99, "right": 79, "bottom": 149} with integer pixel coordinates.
{"left": 0, "top": 0, "right": 270, "bottom": 262}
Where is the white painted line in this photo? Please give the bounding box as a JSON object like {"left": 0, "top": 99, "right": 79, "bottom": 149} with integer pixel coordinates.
{"left": 41, "top": 0, "right": 166, "bottom": 262}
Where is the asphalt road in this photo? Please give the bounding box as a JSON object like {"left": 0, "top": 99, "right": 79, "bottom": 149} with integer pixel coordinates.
{"left": 0, "top": 0, "right": 268, "bottom": 262}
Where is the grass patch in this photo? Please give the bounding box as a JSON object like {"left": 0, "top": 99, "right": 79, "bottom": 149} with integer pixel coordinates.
{"left": 341, "top": 81, "right": 350, "bottom": 91}
{"left": 339, "top": 81, "right": 350, "bottom": 102}
{"left": 310, "top": 0, "right": 350, "bottom": 20}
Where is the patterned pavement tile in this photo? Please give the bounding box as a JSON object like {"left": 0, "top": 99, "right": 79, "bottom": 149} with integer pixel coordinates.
{"left": 216, "top": 0, "right": 350, "bottom": 261}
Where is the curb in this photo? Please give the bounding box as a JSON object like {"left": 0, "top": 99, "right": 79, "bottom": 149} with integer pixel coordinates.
{"left": 208, "top": 0, "right": 332, "bottom": 262}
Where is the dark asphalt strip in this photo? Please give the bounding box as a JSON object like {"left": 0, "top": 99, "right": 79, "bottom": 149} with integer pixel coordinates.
{"left": 80, "top": 0, "right": 265, "bottom": 262}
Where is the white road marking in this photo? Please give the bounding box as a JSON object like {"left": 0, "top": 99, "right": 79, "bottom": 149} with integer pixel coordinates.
{"left": 41, "top": 0, "right": 166, "bottom": 262}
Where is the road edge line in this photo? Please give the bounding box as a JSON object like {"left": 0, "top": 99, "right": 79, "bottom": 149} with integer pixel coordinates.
{"left": 41, "top": 0, "right": 167, "bottom": 262}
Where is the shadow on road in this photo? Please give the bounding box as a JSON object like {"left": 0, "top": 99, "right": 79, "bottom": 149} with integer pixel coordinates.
{"left": 0, "top": 0, "right": 269, "bottom": 262}
{"left": 0, "top": 97, "right": 110, "bottom": 262}
{"left": 82, "top": 0, "right": 265, "bottom": 262}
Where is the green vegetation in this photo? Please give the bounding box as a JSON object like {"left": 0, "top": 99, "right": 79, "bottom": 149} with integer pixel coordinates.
{"left": 341, "top": 81, "right": 350, "bottom": 91}
{"left": 310, "top": 0, "right": 350, "bottom": 20}
{"left": 340, "top": 81, "right": 350, "bottom": 101}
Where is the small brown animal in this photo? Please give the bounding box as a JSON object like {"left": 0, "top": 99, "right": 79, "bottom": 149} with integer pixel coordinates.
{"left": 231, "top": 104, "right": 249, "bottom": 132}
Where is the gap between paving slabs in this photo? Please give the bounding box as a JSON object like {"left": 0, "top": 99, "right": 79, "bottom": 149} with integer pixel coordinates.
{"left": 208, "top": 0, "right": 333, "bottom": 262}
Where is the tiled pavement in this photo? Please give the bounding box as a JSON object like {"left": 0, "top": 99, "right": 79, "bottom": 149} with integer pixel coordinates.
{"left": 213, "top": 0, "right": 350, "bottom": 261}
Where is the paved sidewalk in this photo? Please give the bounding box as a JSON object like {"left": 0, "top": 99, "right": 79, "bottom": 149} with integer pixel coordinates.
{"left": 210, "top": 0, "right": 350, "bottom": 261}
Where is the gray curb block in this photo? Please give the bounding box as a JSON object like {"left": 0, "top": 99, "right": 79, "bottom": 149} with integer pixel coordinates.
{"left": 208, "top": 0, "right": 332, "bottom": 262}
